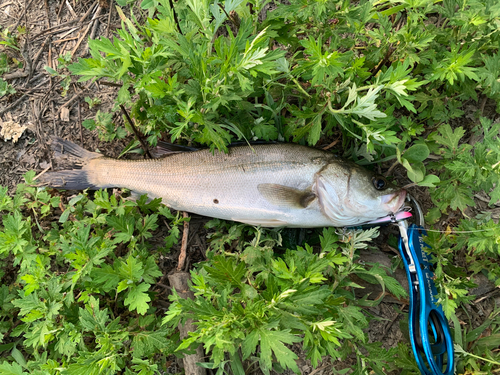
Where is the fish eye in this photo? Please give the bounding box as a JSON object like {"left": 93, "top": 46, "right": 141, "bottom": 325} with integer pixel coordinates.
{"left": 372, "top": 176, "right": 388, "bottom": 190}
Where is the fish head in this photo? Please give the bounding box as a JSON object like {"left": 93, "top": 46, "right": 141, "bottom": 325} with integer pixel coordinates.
{"left": 316, "top": 161, "right": 406, "bottom": 226}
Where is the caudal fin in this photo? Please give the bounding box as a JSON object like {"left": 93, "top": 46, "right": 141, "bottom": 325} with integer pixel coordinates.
{"left": 39, "top": 137, "right": 104, "bottom": 190}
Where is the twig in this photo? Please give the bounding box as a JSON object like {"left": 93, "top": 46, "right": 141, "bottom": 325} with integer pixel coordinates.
{"left": 32, "top": 37, "right": 50, "bottom": 68}
{"left": 12, "top": 0, "right": 35, "bottom": 30}
{"left": 401, "top": 182, "right": 418, "bottom": 189}
{"left": 168, "top": 0, "right": 183, "bottom": 35}
{"left": 32, "top": 20, "right": 80, "bottom": 40}
{"left": 105, "top": 0, "right": 113, "bottom": 38}
{"left": 20, "top": 17, "right": 33, "bottom": 82}
{"left": 71, "top": 6, "right": 102, "bottom": 57}
{"left": 44, "top": 0, "right": 51, "bottom": 28}
{"left": 474, "top": 288, "right": 500, "bottom": 304}
{"left": 384, "top": 160, "right": 399, "bottom": 177}
{"left": 65, "top": 0, "right": 77, "bottom": 18}
{"left": 58, "top": 27, "right": 80, "bottom": 39}
{"left": 53, "top": 36, "right": 78, "bottom": 44}
{"left": 177, "top": 212, "right": 190, "bottom": 272}
{"left": 51, "top": 100, "right": 58, "bottom": 137}
{"left": 217, "top": 3, "right": 239, "bottom": 36}
{"left": 370, "top": 44, "right": 395, "bottom": 78}
{"left": 0, "top": 93, "right": 29, "bottom": 116}
{"left": 60, "top": 89, "right": 87, "bottom": 110}
{"left": 97, "top": 80, "right": 122, "bottom": 87}
{"left": 27, "top": 73, "right": 44, "bottom": 84}
{"left": 80, "top": 1, "right": 98, "bottom": 23}
{"left": 3, "top": 71, "right": 29, "bottom": 80}
{"left": 167, "top": 272, "right": 206, "bottom": 375}
{"left": 34, "top": 164, "right": 52, "bottom": 182}
{"left": 78, "top": 98, "right": 83, "bottom": 143}
{"left": 47, "top": 41, "right": 53, "bottom": 69}
{"left": 119, "top": 104, "right": 153, "bottom": 158}
{"left": 480, "top": 95, "right": 488, "bottom": 117}
{"left": 89, "top": 12, "right": 101, "bottom": 40}
{"left": 308, "top": 364, "right": 331, "bottom": 375}
{"left": 322, "top": 135, "right": 341, "bottom": 150}
{"left": 57, "top": 0, "right": 66, "bottom": 21}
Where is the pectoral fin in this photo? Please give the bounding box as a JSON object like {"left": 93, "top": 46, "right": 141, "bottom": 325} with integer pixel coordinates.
{"left": 257, "top": 183, "right": 316, "bottom": 209}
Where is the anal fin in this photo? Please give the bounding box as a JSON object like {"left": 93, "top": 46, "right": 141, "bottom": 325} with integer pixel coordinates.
{"left": 231, "top": 218, "right": 288, "bottom": 227}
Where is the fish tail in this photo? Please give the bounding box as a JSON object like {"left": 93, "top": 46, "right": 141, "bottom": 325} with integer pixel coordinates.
{"left": 40, "top": 137, "right": 104, "bottom": 190}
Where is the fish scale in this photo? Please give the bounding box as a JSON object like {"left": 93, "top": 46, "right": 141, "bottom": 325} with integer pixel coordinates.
{"left": 41, "top": 138, "right": 406, "bottom": 227}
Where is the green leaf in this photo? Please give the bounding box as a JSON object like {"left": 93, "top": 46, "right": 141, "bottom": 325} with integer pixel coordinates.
{"left": 403, "top": 144, "right": 429, "bottom": 163}
{"left": 401, "top": 159, "right": 425, "bottom": 182}
{"left": 125, "top": 283, "right": 151, "bottom": 315}
{"left": 257, "top": 328, "right": 300, "bottom": 373}
{"left": 0, "top": 362, "right": 26, "bottom": 375}
{"left": 132, "top": 328, "right": 172, "bottom": 357}
{"left": 205, "top": 255, "right": 246, "bottom": 287}
{"left": 433, "top": 124, "right": 465, "bottom": 152}
{"left": 418, "top": 174, "right": 440, "bottom": 187}
{"left": 0, "top": 212, "right": 29, "bottom": 255}
{"left": 79, "top": 296, "right": 110, "bottom": 332}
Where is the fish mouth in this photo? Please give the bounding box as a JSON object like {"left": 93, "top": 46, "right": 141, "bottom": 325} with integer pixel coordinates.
{"left": 362, "top": 190, "right": 408, "bottom": 226}
{"left": 381, "top": 189, "right": 407, "bottom": 212}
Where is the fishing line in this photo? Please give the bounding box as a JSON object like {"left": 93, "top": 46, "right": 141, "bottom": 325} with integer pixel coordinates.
{"left": 420, "top": 228, "right": 498, "bottom": 234}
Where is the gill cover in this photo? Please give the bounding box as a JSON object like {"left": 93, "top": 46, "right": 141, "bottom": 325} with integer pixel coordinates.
{"left": 316, "top": 176, "right": 362, "bottom": 226}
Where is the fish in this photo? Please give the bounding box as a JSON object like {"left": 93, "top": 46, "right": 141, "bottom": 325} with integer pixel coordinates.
{"left": 40, "top": 137, "right": 406, "bottom": 228}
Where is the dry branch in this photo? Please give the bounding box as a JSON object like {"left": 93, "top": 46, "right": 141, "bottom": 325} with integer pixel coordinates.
{"left": 167, "top": 272, "right": 206, "bottom": 375}
{"left": 177, "top": 212, "right": 190, "bottom": 271}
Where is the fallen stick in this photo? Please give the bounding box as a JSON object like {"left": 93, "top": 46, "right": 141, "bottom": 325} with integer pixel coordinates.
{"left": 177, "top": 212, "right": 190, "bottom": 271}
{"left": 119, "top": 104, "right": 152, "bottom": 159}
{"left": 167, "top": 271, "right": 206, "bottom": 375}
{"left": 71, "top": 6, "right": 102, "bottom": 57}
{"left": 12, "top": 0, "right": 35, "bottom": 30}
{"left": 3, "top": 71, "right": 29, "bottom": 80}
{"left": 65, "top": 0, "right": 77, "bottom": 18}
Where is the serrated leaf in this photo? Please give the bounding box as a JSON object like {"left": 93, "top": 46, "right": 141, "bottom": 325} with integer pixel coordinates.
{"left": 92, "top": 264, "right": 120, "bottom": 291}
{"left": 258, "top": 328, "right": 300, "bottom": 372}
{"left": 79, "top": 297, "right": 110, "bottom": 332}
{"left": 125, "top": 283, "right": 151, "bottom": 315}
{"left": 106, "top": 215, "right": 135, "bottom": 243}
{"left": 0, "top": 362, "right": 26, "bottom": 375}
{"left": 118, "top": 255, "right": 144, "bottom": 282}
{"left": 132, "top": 328, "right": 171, "bottom": 357}
{"left": 205, "top": 255, "right": 246, "bottom": 287}
{"left": 433, "top": 124, "right": 465, "bottom": 151}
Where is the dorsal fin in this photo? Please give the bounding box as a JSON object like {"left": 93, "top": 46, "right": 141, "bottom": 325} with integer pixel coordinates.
{"left": 150, "top": 141, "right": 199, "bottom": 158}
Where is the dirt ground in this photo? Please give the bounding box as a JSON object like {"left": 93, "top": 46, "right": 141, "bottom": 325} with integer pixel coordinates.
{"left": 1, "top": 1, "right": 499, "bottom": 374}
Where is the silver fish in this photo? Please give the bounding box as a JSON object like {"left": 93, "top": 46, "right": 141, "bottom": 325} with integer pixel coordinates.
{"left": 40, "top": 138, "right": 406, "bottom": 227}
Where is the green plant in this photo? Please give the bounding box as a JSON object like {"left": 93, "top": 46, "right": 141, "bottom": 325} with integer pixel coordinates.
{"left": 0, "top": 172, "right": 177, "bottom": 373}
{"left": 0, "top": 27, "right": 21, "bottom": 51}
{"left": 0, "top": 52, "right": 10, "bottom": 74}
{"left": 0, "top": 78, "right": 15, "bottom": 97}
{"left": 44, "top": 52, "right": 74, "bottom": 97}
{"left": 2, "top": 0, "right": 500, "bottom": 373}
{"left": 451, "top": 309, "right": 500, "bottom": 373}
{"left": 164, "top": 226, "right": 408, "bottom": 373}
{"left": 82, "top": 110, "right": 128, "bottom": 141}
{"left": 85, "top": 96, "right": 102, "bottom": 109}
